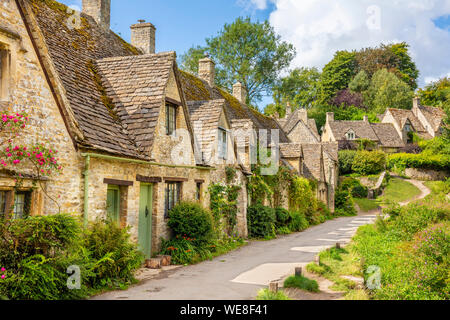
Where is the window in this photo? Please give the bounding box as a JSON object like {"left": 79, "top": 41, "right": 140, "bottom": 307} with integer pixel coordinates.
{"left": 218, "top": 128, "right": 228, "bottom": 159}
{"left": 0, "top": 191, "right": 7, "bottom": 216}
{"left": 106, "top": 185, "right": 120, "bottom": 223}
{"left": 195, "top": 182, "right": 202, "bottom": 201}
{"left": 404, "top": 122, "right": 412, "bottom": 132}
{"left": 345, "top": 130, "right": 355, "bottom": 140}
{"left": 165, "top": 182, "right": 181, "bottom": 218}
{"left": 13, "top": 191, "right": 31, "bottom": 219}
{"left": 166, "top": 102, "right": 177, "bottom": 135}
{"left": 0, "top": 46, "right": 10, "bottom": 101}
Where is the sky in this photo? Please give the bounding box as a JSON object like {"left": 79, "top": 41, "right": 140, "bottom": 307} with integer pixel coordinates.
{"left": 60, "top": 0, "right": 450, "bottom": 110}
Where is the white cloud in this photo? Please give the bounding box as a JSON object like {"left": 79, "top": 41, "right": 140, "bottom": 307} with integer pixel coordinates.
{"left": 248, "top": 0, "right": 450, "bottom": 87}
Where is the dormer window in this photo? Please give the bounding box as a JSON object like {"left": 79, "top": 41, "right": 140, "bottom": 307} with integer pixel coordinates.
{"left": 218, "top": 128, "right": 228, "bottom": 160}
{"left": 404, "top": 121, "right": 412, "bottom": 132}
{"left": 166, "top": 102, "right": 177, "bottom": 135}
{"left": 345, "top": 130, "right": 356, "bottom": 140}
{"left": 0, "top": 45, "right": 10, "bottom": 101}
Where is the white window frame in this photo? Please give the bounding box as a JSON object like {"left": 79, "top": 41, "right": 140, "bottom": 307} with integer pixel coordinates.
{"left": 218, "top": 127, "right": 228, "bottom": 160}
{"left": 346, "top": 130, "right": 356, "bottom": 140}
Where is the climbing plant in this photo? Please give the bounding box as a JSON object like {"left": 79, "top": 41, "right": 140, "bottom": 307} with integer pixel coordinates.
{"left": 209, "top": 183, "right": 242, "bottom": 236}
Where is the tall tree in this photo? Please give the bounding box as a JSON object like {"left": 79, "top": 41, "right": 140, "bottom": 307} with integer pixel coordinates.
{"left": 366, "top": 68, "right": 414, "bottom": 113}
{"left": 318, "top": 51, "right": 357, "bottom": 104}
{"left": 180, "top": 17, "right": 296, "bottom": 106}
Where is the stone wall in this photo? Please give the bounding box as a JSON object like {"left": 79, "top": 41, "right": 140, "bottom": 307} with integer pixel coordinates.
{"left": 404, "top": 168, "right": 449, "bottom": 181}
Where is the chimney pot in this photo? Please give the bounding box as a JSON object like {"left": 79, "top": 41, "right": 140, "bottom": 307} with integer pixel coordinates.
{"left": 131, "top": 21, "right": 156, "bottom": 54}
{"left": 198, "top": 57, "right": 215, "bottom": 87}
{"left": 82, "top": 0, "right": 111, "bottom": 31}
{"left": 233, "top": 82, "right": 247, "bottom": 104}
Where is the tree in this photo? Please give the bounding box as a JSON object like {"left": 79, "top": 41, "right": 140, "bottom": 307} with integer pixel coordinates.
{"left": 349, "top": 70, "right": 370, "bottom": 93}
{"left": 330, "top": 89, "right": 365, "bottom": 109}
{"left": 179, "top": 45, "right": 207, "bottom": 75}
{"left": 318, "top": 51, "right": 357, "bottom": 104}
{"left": 180, "top": 17, "right": 296, "bottom": 105}
{"left": 366, "top": 69, "right": 414, "bottom": 114}
{"left": 271, "top": 67, "right": 321, "bottom": 114}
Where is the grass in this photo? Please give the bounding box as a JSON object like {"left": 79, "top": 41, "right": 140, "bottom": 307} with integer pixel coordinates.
{"left": 353, "top": 198, "right": 380, "bottom": 212}
{"left": 379, "top": 178, "right": 421, "bottom": 203}
{"left": 283, "top": 275, "right": 319, "bottom": 292}
{"left": 256, "top": 289, "right": 291, "bottom": 300}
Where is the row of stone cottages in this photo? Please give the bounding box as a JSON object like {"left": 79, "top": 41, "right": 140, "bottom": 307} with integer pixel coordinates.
{"left": 0, "top": 0, "right": 338, "bottom": 258}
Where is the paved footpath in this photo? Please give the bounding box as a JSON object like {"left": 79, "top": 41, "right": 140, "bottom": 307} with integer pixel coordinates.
{"left": 92, "top": 178, "right": 430, "bottom": 301}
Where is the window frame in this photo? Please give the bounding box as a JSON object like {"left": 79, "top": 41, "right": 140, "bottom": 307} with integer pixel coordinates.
{"left": 195, "top": 182, "right": 202, "bottom": 201}
{"left": 0, "top": 45, "right": 10, "bottom": 101}
{"left": 346, "top": 130, "right": 356, "bottom": 141}
{"left": 13, "top": 191, "right": 32, "bottom": 220}
{"left": 218, "top": 127, "right": 228, "bottom": 160}
{"left": 164, "top": 182, "right": 181, "bottom": 218}
{"left": 106, "top": 185, "right": 120, "bottom": 223}
{"left": 166, "top": 102, "right": 177, "bottom": 136}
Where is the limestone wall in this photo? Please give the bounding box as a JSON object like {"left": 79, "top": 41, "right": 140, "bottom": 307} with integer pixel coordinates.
{"left": 404, "top": 168, "right": 449, "bottom": 181}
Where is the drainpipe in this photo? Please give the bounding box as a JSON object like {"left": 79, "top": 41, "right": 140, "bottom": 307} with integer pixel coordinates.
{"left": 83, "top": 155, "right": 90, "bottom": 228}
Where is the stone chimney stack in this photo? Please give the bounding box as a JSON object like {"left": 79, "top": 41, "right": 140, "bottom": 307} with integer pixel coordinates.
{"left": 198, "top": 56, "right": 215, "bottom": 87}
{"left": 285, "top": 102, "right": 292, "bottom": 118}
{"left": 413, "top": 96, "right": 421, "bottom": 110}
{"left": 82, "top": 0, "right": 111, "bottom": 31}
{"left": 233, "top": 82, "right": 247, "bottom": 104}
{"left": 299, "top": 108, "right": 308, "bottom": 124}
{"left": 326, "top": 112, "right": 334, "bottom": 124}
{"left": 130, "top": 20, "right": 156, "bottom": 54}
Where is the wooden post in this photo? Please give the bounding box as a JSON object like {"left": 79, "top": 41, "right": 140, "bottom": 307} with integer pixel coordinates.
{"left": 314, "top": 256, "right": 320, "bottom": 265}
{"left": 295, "top": 267, "right": 303, "bottom": 277}
{"left": 269, "top": 282, "right": 278, "bottom": 293}
{"left": 336, "top": 242, "right": 341, "bottom": 249}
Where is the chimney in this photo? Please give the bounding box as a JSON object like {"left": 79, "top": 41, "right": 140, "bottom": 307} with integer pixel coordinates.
{"left": 198, "top": 56, "right": 215, "bottom": 87}
{"left": 326, "top": 112, "right": 334, "bottom": 124}
{"left": 299, "top": 108, "right": 308, "bottom": 124}
{"left": 82, "top": 0, "right": 111, "bottom": 31}
{"left": 413, "top": 96, "right": 420, "bottom": 110}
{"left": 363, "top": 115, "right": 369, "bottom": 122}
{"left": 285, "top": 102, "right": 292, "bottom": 118}
{"left": 130, "top": 20, "right": 156, "bottom": 54}
{"left": 233, "top": 82, "right": 247, "bottom": 104}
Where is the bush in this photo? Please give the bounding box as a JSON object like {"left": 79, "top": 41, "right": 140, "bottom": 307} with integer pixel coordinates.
{"left": 335, "top": 188, "right": 357, "bottom": 216}
{"left": 275, "top": 207, "right": 291, "bottom": 227}
{"left": 351, "top": 184, "right": 368, "bottom": 198}
{"left": 352, "top": 150, "right": 386, "bottom": 175}
{"left": 83, "top": 220, "right": 143, "bottom": 290}
{"left": 247, "top": 204, "right": 276, "bottom": 239}
{"left": 167, "top": 202, "right": 214, "bottom": 243}
{"left": 339, "top": 150, "right": 357, "bottom": 174}
{"left": 387, "top": 153, "right": 450, "bottom": 172}
{"left": 284, "top": 275, "right": 319, "bottom": 292}
{"left": 256, "top": 288, "right": 290, "bottom": 300}
{"left": 288, "top": 212, "right": 309, "bottom": 232}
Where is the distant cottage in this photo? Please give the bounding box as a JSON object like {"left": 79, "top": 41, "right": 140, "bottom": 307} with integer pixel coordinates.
{"left": 0, "top": 0, "right": 337, "bottom": 258}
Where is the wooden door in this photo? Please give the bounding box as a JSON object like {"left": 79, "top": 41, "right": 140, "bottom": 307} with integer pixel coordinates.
{"left": 138, "top": 184, "right": 153, "bottom": 259}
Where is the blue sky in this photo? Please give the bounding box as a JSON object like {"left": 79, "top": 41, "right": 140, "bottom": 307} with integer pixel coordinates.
{"left": 60, "top": 1, "right": 450, "bottom": 110}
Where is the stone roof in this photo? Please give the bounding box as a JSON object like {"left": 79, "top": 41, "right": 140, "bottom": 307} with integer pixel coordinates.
{"left": 179, "top": 70, "right": 290, "bottom": 145}
{"left": 387, "top": 108, "right": 427, "bottom": 133}
{"left": 282, "top": 109, "right": 319, "bottom": 140}
{"left": 322, "top": 142, "right": 339, "bottom": 162}
{"left": 328, "top": 120, "right": 379, "bottom": 141}
{"left": 370, "top": 123, "right": 405, "bottom": 148}
{"left": 27, "top": 0, "right": 149, "bottom": 158}
{"left": 301, "top": 144, "right": 324, "bottom": 182}
{"left": 279, "top": 143, "right": 303, "bottom": 158}
{"left": 187, "top": 99, "right": 225, "bottom": 164}
{"left": 95, "top": 53, "right": 177, "bottom": 155}
{"left": 418, "top": 105, "right": 445, "bottom": 132}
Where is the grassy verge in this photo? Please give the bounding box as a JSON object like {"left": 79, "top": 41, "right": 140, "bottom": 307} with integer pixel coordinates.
{"left": 284, "top": 275, "right": 319, "bottom": 292}
{"left": 353, "top": 198, "right": 380, "bottom": 212}
{"left": 256, "top": 289, "right": 291, "bottom": 300}
{"left": 308, "top": 179, "right": 450, "bottom": 300}
{"left": 378, "top": 178, "right": 421, "bottom": 203}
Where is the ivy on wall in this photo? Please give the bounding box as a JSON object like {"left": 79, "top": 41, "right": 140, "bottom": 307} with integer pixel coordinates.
{"left": 209, "top": 183, "right": 242, "bottom": 237}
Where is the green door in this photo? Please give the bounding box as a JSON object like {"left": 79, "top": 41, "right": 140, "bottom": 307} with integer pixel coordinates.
{"left": 107, "top": 185, "right": 120, "bottom": 223}
{"left": 138, "top": 184, "right": 153, "bottom": 259}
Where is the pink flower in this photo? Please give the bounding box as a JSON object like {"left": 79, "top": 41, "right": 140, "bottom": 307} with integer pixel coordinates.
{"left": 1, "top": 267, "right": 5, "bottom": 272}
{"left": 13, "top": 160, "right": 20, "bottom": 164}
{"left": 1, "top": 274, "right": 5, "bottom": 279}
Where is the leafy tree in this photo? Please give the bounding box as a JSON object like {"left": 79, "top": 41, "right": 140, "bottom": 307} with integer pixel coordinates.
{"left": 318, "top": 51, "right": 357, "bottom": 104}
{"left": 179, "top": 45, "right": 207, "bottom": 75}
{"left": 389, "top": 42, "right": 420, "bottom": 89}
{"left": 330, "top": 89, "right": 365, "bottom": 109}
{"left": 366, "top": 69, "right": 414, "bottom": 114}
{"left": 180, "top": 17, "right": 296, "bottom": 105}
{"left": 349, "top": 70, "right": 370, "bottom": 93}
{"left": 418, "top": 77, "right": 450, "bottom": 108}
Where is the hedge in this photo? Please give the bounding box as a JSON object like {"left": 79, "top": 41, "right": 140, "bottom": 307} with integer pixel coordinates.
{"left": 387, "top": 153, "right": 450, "bottom": 172}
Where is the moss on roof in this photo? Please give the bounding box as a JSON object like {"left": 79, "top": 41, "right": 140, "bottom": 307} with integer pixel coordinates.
{"left": 179, "top": 70, "right": 211, "bottom": 101}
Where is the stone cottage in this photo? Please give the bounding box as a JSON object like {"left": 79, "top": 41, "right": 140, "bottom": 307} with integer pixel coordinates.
{"left": 380, "top": 97, "right": 446, "bottom": 144}
{"left": 321, "top": 112, "right": 405, "bottom": 153}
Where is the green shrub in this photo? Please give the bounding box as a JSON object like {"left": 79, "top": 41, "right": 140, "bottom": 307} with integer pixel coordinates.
{"left": 83, "top": 220, "right": 143, "bottom": 290}
{"left": 167, "top": 202, "right": 214, "bottom": 243}
{"left": 351, "top": 184, "right": 368, "bottom": 198}
{"left": 339, "top": 150, "right": 357, "bottom": 174}
{"left": 352, "top": 150, "right": 386, "bottom": 175}
{"left": 387, "top": 153, "right": 450, "bottom": 172}
{"left": 247, "top": 204, "right": 276, "bottom": 239}
{"left": 288, "top": 211, "right": 309, "bottom": 232}
{"left": 335, "top": 188, "right": 357, "bottom": 216}
{"left": 284, "top": 275, "right": 319, "bottom": 292}
{"left": 256, "top": 288, "right": 290, "bottom": 300}
{"left": 275, "top": 207, "right": 291, "bottom": 227}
